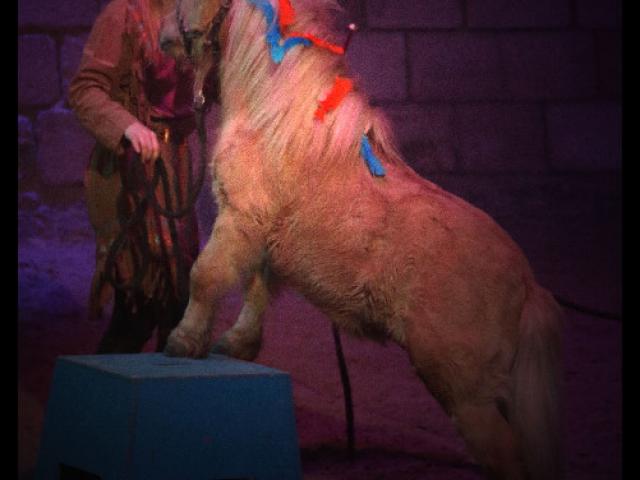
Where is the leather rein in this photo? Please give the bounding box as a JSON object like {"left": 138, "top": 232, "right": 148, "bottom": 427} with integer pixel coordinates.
{"left": 103, "top": 2, "right": 233, "bottom": 299}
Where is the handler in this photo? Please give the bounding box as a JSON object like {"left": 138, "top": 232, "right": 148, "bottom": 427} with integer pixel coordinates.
{"left": 69, "top": 0, "right": 214, "bottom": 353}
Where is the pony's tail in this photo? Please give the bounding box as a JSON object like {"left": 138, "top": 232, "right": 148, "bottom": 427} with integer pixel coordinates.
{"left": 512, "top": 284, "right": 564, "bottom": 480}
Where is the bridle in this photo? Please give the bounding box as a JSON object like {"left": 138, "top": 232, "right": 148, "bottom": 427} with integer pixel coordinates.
{"left": 176, "top": 0, "right": 233, "bottom": 110}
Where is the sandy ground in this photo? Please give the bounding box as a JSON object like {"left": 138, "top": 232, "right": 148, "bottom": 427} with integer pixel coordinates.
{"left": 17, "top": 172, "right": 622, "bottom": 479}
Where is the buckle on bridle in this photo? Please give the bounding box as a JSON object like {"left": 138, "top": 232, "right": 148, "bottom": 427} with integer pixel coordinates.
{"left": 193, "top": 90, "right": 206, "bottom": 111}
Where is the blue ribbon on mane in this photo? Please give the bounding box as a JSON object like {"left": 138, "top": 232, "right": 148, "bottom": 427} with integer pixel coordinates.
{"left": 248, "top": 0, "right": 312, "bottom": 63}
{"left": 360, "top": 134, "right": 386, "bottom": 177}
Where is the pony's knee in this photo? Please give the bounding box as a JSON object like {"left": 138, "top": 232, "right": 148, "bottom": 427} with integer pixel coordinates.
{"left": 189, "top": 255, "right": 239, "bottom": 302}
{"left": 188, "top": 260, "right": 212, "bottom": 300}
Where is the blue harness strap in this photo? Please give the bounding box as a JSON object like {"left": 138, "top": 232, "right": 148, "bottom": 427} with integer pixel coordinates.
{"left": 248, "top": 0, "right": 312, "bottom": 63}
{"left": 271, "top": 36, "right": 312, "bottom": 63}
{"left": 249, "top": 0, "right": 275, "bottom": 21}
{"left": 360, "top": 134, "right": 386, "bottom": 177}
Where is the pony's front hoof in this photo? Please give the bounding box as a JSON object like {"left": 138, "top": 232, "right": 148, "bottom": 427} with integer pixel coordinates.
{"left": 164, "top": 328, "right": 210, "bottom": 358}
{"left": 210, "top": 332, "right": 261, "bottom": 361}
{"left": 210, "top": 336, "right": 232, "bottom": 356}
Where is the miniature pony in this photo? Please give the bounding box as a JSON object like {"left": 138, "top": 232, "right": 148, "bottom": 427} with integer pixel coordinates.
{"left": 160, "top": 1, "right": 564, "bottom": 478}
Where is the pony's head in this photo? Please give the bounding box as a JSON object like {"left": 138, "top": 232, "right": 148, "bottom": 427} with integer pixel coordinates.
{"left": 159, "top": 8, "right": 187, "bottom": 63}
{"left": 160, "top": 0, "right": 232, "bottom": 107}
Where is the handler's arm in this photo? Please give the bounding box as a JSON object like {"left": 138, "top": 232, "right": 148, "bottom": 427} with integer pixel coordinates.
{"left": 68, "top": 0, "right": 138, "bottom": 154}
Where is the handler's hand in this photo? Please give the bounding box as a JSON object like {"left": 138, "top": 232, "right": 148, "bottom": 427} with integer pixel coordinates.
{"left": 124, "top": 122, "right": 160, "bottom": 164}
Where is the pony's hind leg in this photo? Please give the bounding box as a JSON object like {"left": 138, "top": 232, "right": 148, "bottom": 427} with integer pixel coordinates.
{"left": 405, "top": 313, "right": 525, "bottom": 479}
{"left": 164, "top": 212, "right": 264, "bottom": 358}
{"left": 211, "top": 268, "right": 270, "bottom": 361}
{"left": 451, "top": 401, "right": 525, "bottom": 480}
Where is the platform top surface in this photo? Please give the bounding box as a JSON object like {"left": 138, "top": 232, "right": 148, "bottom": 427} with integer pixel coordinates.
{"left": 58, "top": 353, "right": 289, "bottom": 380}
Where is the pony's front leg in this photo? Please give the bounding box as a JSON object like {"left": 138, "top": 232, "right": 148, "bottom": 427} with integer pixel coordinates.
{"left": 164, "top": 213, "right": 263, "bottom": 358}
{"left": 211, "top": 268, "right": 269, "bottom": 361}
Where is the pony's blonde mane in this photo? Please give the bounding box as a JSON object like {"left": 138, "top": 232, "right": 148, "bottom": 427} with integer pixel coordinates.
{"left": 219, "top": 0, "right": 404, "bottom": 179}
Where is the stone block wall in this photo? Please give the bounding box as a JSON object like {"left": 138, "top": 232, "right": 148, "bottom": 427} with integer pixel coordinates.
{"left": 18, "top": 0, "right": 108, "bottom": 187}
{"left": 18, "top": 0, "right": 621, "bottom": 187}
{"left": 344, "top": 0, "right": 621, "bottom": 176}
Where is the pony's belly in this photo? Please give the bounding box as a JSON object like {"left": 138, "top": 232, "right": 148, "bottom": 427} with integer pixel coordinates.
{"left": 270, "top": 262, "right": 395, "bottom": 341}
{"left": 265, "top": 221, "right": 412, "bottom": 342}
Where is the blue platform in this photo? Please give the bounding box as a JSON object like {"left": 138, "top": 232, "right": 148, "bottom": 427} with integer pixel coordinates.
{"left": 35, "top": 353, "right": 302, "bottom": 480}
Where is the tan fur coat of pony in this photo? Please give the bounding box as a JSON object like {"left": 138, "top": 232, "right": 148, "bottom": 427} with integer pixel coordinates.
{"left": 162, "top": 1, "right": 564, "bottom": 479}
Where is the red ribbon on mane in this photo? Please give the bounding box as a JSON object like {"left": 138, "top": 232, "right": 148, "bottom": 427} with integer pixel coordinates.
{"left": 279, "top": 0, "right": 296, "bottom": 30}
{"left": 315, "top": 76, "right": 353, "bottom": 120}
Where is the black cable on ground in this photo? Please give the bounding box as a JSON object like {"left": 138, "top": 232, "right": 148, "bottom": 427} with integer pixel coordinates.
{"left": 331, "top": 324, "right": 356, "bottom": 460}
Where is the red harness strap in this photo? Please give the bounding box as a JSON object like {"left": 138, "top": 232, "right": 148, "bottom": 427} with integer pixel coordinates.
{"left": 289, "top": 31, "right": 345, "bottom": 55}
